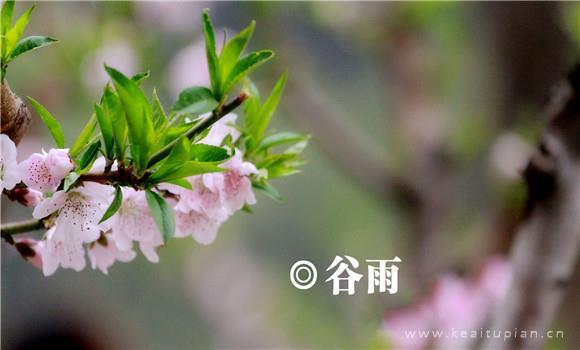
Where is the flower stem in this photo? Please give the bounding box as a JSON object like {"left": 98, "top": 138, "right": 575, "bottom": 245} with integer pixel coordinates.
{"left": 1, "top": 219, "right": 44, "bottom": 238}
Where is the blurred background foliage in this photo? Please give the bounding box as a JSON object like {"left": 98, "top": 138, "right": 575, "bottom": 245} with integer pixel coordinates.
{"left": 2, "top": 1, "right": 579, "bottom": 349}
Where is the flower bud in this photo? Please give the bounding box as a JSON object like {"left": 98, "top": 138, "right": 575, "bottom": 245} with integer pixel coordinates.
{"left": 14, "top": 238, "right": 43, "bottom": 270}
{"left": 46, "top": 148, "right": 74, "bottom": 180}
{"left": 22, "top": 188, "right": 43, "bottom": 207}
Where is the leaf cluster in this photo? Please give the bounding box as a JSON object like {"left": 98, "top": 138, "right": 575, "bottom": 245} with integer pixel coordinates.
{"left": 0, "top": 0, "right": 58, "bottom": 82}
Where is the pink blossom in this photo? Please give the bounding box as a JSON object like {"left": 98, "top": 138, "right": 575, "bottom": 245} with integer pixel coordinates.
{"left": 381, "top": 256, "right": 512, "bottom": 349}
{"left": 476, "top": 256, "right": 512, "bottom": 301}
{"left": 107, "top": 188, "right": 164, "bottom": 263}
{"left": 200, "top": 114, "right": 241, "bottom": 147}
{"left": 175, "top": 209, "right": 222, "bottom": 245}
{"left": 19, "top": 148, "right": 74, "bottom": 193}
{"left": 33, "top": 182, "right": 113, "bottom": 276}
{"left": 220, "top": 151, "right": 258, "bottom": 213}
{"left": 158, "top": 147, "right": 257, "bottom": 246}
{"left": 87, "top": 234, "right": 137, "bottom": 274}
{"left": 1, "top": 134, "right": 20, "bottom": 190}
{"left": 382, "top": 302, "right": 433, "bottom": 349}
{"left": 430, "top": 275, "right": 488, "bottom": 349}
{"left": 165, "top": 152, "right": 257, "bottom": 223}
{"left": 173, "top": 174, "right": 230, "bottom": 222}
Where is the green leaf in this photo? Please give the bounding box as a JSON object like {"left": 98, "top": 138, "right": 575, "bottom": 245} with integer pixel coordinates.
{"left": 252, "top": 180, "right": 283, "bottom": 201}
{"left": 151, "top": 123, "right": 191, "bottom": 153}
{"left": 202, "top": 9, "right": 220, "bottom": 98}
{"left": 63, "top": 172, "right": 80, "bottom": 192}
{"left": 222, "top": 50, "right": 274, "bottom": 95}
{"left": 94, "top": 103, "right": 114, "bottom": 159}
{"left": 162, "top": 136, "right": 191, "bottom": 166}
{"left": 284, "top": 139, "right": 309, "bottom": 155}
{"left": 172, "top": 86, "right": 218, "bottom": 117}
{"left": 164, "top": 178, "right": 192, "bottom": 190}
{"left": 151, "top": 89, "right": 166, "bottom": 129}
{"left": 78, "top": 139, "right": 101, "bottom": 172}
{"left": 1, "top": 0, "right": 15, "bottom": 35}
{"left": 5, "top": 6, "right": 33, "bottom": 54}
{"left": 131, "top": 70, "right": 150, "bottom": 84}
{"left": 145, "top": 189, "right": 175, "bottom": 243}
{"left": 105, "top": 65, "right": 155, "bottom": 171}
{"left": 149, "top": 160, "right": 223, "bottom": 184}
{"left": 102, "top": 85, "right": 127, "bottom": 160}
{"left": 267, "top": 163, "right": 301, "bottom": 179}
{"left": 219, "top": 21, "right": 255, "bottom": 78}
{"left": 99, "top": 186, "right": 123, "bottom": 223}
{"left": 254, "top": 71, "right": 287, "bottom": 140}
{"left": 190, "top": 143, "right": 230, "bottom": 162}
{"left": 148, "top": 137, "right": 191, "bottom": 182}
{"left": 243, "top": 78, "right": 261, "bottom": 116}
{"left": 257, "top": 153, "right": 296, "bottom": 169}
{"left": 27, "top": 97, "right": 65, "bottom": 148}
{"left": 9, "top": 36, "right": 58, "bottom": 60}
{"left": 70, "top": 114, "right": 97, "bottom": 158}
{"left": 258, "top": 132, "right": 308, "bottom": 152}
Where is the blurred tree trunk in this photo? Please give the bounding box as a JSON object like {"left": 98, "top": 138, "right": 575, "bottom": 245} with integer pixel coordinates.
{"left": 477, "top": 2, "right": 572, "bottom": 256}
{"left": 480, "top": 2, "right": 570, "bottom": 128}
{"left": 483, "top": 65, "right": 580, "bottom": 350}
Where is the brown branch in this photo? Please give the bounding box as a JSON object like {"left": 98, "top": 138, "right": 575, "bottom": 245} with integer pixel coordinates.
{"left": 1, "top": 219, "right": 45, "bottom": 241}
{"left": 483, "top": 64, "right": 580, "bottom": 349}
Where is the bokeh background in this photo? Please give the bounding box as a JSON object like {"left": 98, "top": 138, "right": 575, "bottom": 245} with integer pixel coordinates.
{"left": 2, "top": 1, "right": 579, "bottom": 349}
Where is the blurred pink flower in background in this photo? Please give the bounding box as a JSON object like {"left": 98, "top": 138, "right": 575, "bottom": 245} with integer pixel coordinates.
{"left": 82, "top": 41, "right": 140, "bottom": 94}
{"left": 382, "top": 256, "right": 512, "bottom": 349}
{"left": 1, "top": 134, "right": 20, "bottom": 190}
{"left": 167, "top": 40, "right": 210, "bottom": 98}
{"left": 18, "top": 148, "right": 74, "bottom": 193}
{"left": 135, "top": 1, "right": 203, "bottom": 35}
{"left": 166, "top": 28, "right": 228, "bottom": 98}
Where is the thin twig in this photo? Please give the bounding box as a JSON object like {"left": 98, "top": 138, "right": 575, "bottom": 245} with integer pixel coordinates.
{"left": 1, "top": 219, "right": 44, "bottom": 238}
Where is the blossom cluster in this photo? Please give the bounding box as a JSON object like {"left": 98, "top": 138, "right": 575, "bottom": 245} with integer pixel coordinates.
{"left": 2, "top": 116, "right": 258, "bottom": 275}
